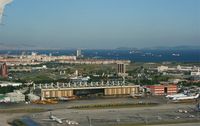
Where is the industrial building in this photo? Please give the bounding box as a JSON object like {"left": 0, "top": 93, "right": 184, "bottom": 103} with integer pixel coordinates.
{"left": 33, "top": 82, "right": 140, "bottom": 100}
{"left": 0, "top": 81, "right": 22, "bottom": 87}
{"left": 27, "top": 93, "right": 40, "bottom": 101}
{"left": 145, "top": 84, "right": 177, "bottom": 95}
{"left": 4, "top": 91, "right": 25, "bottom": 102}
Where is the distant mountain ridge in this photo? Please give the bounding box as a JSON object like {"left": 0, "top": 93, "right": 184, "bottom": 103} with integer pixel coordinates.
{"left": 0, "top": 43, "right": 200, "bottom": 50}
{"left": 116, "top": 45, "right": 200, "bottom": 51}
{"left": 115, "top": 47, "right": 138, "bottom": 50}
{"left": 0, "top": 42, "right": 37, "bottom": 50}
{"left": 143, "top": 45, "right": 200, "bottom": 50}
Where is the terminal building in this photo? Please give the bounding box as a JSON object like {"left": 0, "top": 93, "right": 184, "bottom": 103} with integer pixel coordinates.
{"left": 33, "top": 82, "right": 140, "bottom": 100}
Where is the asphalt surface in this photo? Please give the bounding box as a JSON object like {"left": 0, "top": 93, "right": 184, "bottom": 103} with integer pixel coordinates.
{"left": 30, "top": 103, "right": 200, "bottom": 126}
{"left": 1, "top": 96, "right": 200, "bottom": 126}
{"left": 0, "top": 96, "right": 165, "bottom": 110}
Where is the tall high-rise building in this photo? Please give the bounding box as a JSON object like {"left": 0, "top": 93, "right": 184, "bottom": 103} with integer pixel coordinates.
{"left": 0, "top": 63, "right": 8, "bottom": 78}
{"left": 117, "top": 63, "right": 126, "bottom": 74}
{"left": 76, "top": 49, "right": 82, "bottom": 57}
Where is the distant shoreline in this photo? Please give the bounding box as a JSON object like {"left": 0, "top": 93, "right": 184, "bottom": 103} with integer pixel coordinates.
{"left": 0, "top": 49, "right": 200, "bottom": 62}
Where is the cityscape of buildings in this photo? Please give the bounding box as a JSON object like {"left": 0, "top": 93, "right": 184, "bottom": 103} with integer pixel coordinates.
{"left": 0, "top": 51, "right": 199, "bottom": 126}
{"left": 0, "top": 0, "right": 199, "bottom": 125}
{"left": 0, "top": 50, "right": 199, "bottom": 101}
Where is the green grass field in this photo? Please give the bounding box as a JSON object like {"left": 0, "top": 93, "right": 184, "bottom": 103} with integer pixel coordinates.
{"left": 70, "top": 102, "right": 158, "bottom": 110}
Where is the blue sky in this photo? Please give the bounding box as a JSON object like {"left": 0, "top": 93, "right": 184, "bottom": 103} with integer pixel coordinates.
{"left": 0, "top": 0, "right": 199, "bottom": 49}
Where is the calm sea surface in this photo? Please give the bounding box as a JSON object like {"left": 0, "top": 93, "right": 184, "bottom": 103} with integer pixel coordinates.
{"left": 0, "top": 49, "right": 199, "bottom": 62}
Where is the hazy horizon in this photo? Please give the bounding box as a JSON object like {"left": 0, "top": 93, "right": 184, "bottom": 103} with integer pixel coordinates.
{"left": 0, "top": 0, "right": 199, "bottom": 49}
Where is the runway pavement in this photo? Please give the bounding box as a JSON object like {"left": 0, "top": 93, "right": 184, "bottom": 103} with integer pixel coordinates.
{"left": 31, "top": 104, "right": 200, "bottom": 126}
{"left": 1, "top": 96, "right": 199, "bottom": 126}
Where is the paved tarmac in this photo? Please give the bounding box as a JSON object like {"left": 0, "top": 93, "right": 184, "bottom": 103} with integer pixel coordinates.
{"left": 154, "top": 123, "right": 200, "bottom": 126}
{"left": 31, "top": 103, "right": 200, "bottom": 126}
{"left": 0, "top": 96, "right": 199, "bottom": 126}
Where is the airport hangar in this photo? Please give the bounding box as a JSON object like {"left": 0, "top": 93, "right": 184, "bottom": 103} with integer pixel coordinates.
{"left": 33, "top": 82, "right": 140, "bottom": 100}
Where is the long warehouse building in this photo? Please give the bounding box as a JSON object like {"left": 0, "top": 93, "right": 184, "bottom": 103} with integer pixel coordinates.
{"left": 34, "top": 82, "right": 140, "bottom": 100}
